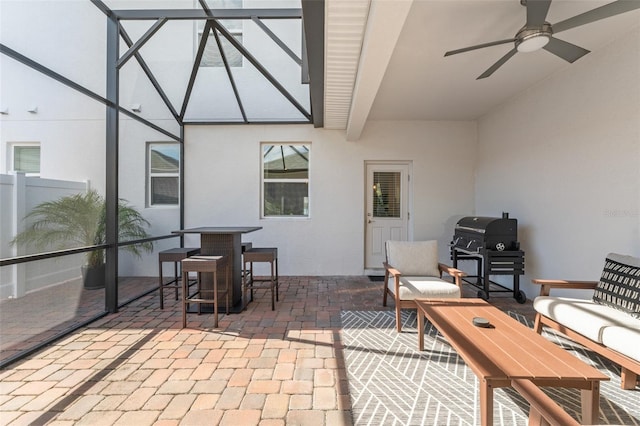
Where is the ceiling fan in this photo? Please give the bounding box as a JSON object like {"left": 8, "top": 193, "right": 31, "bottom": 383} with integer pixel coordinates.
{"left": 445, "top": 0, "right": 640, "bottom": 79}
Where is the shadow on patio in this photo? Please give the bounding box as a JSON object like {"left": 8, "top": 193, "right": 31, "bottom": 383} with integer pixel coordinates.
{"left": 0, "top": 276, "right": 637, "bottom": 425}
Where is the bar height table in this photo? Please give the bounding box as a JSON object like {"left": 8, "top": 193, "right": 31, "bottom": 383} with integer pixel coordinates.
{"left": 172, "top": 227, "right": 262, "bottom": 312}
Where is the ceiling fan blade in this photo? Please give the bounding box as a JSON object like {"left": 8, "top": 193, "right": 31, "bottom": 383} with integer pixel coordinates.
{"left": 445, "top": 39, "right": 515, "bottom": 57}
{"left": 553, "top": 0, "right": 640, "bottom": 34}
{"left": 477, "top": 48, "right": 518, "bottom": 79}
{"left": 526, "top": 0, "right": 552, "bottom": 26}
{"left": 543, "top": 37, "right": 590, "bottom": 63}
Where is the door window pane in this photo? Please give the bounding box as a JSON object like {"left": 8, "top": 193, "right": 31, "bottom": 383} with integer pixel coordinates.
{"left": 372, "top": 171, "right": 401, "bottom": 218}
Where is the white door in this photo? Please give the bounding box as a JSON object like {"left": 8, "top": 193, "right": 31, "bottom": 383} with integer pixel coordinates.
{"left": 365, "top": 162, "right": 410, "bottom": 271}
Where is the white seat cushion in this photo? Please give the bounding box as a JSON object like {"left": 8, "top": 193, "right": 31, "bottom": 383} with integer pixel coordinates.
{"left": 386, "top": 240, "right": 440, "bottom": 277}
{"left": 389, "top": 276, "right": 461, "bottom": 300}
{"left": 601, "top": 326, "right": 640, "bottom": 362}
{"left": 534, "top": 296, "right": 640, "bottom": 343}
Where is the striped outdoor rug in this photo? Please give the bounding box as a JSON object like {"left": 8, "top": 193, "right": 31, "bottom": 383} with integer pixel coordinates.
{"left": 341, "top": 310, "right": 640, "bottom": 426}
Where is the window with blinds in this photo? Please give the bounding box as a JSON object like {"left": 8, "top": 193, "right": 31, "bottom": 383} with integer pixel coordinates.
{"left": 372, "top": 171, "right": 401, "bottom": 218}
{"left": 12, "top": 144, "right": 41, "bottom": 175}
{"left": 148, "top": 143, "right": 180, "bottom": 206}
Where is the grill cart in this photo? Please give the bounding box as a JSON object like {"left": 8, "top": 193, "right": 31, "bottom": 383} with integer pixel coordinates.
{"left": 450, "top": 213, "right": 526, "bottom": 303}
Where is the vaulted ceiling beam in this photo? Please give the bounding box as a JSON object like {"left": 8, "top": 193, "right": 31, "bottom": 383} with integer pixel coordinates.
{"left": 346, "top": 0, "right": 414, "bottom": 141}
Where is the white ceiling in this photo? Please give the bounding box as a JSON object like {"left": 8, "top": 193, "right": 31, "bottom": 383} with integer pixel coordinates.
{"left": 347, "top": 0, "right": 640, "bottom": 123}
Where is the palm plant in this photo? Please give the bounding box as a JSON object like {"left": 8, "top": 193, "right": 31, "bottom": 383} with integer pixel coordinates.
{"left": 12, "top": 189, "right": 153, "bottom": 269}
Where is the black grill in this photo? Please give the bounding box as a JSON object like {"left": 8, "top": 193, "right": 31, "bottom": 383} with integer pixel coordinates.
{"left": 450, "top": 213, "right": 526, "bottom": 303}
{"left": 452, "top": 214, "right": 518, "bottom": 253}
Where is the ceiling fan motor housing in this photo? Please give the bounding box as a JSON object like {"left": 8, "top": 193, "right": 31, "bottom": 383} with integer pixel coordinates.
{"left": 516, "top": 23, "right": 553, "bottom": 52}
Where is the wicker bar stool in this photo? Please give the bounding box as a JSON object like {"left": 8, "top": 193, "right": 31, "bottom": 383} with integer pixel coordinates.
{"left": 242, "top": 247, "right": 278, "bottom": 310}
{"left": 181, "top": 255, "right": 230, "bottom": 328}
{"left": 158, "top": 247, "right": 200, "bottom": 309}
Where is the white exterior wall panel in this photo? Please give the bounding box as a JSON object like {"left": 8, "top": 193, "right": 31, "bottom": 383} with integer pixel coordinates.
{"left": 476, "top": 26, "right": 640, "bottom": 299}
{"left": 184, "top": 122, "right": 477, "bottom": 275}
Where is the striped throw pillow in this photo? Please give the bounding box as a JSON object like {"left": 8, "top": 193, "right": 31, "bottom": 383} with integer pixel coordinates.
{"left": 592, "top": 253, "right": 640, "bottom": 319}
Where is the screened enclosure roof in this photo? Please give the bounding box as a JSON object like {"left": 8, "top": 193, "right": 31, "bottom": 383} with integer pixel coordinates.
{"left": 100, "top": 0, "right": 322, "bottom": 126}
{"left": 1, "top": 0, "right": 324, "bottom": 129}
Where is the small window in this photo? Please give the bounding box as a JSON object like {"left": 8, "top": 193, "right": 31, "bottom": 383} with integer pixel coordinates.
{"left": 373, "top": 172, "right": 401, "bottom": 218}
{"left": 148, "top": 143, "right": 180, "bottom": 206}
{"left": 11, "top": 143, "right": 41, "bottom": 175}
{"left": 198, "top": 0, "right": 243, "bottom": 68}
{"left": 262, "top": 144, "right": 309, "bottom": 217}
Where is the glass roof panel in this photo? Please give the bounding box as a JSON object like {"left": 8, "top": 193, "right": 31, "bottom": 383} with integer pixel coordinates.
{"left": 120, "top": 18, "right": 195, "bottom": 119}
{"left": 241, "top": 17, "right": 309, "bottom": 113}
{"left": 119, "top": 53, "right": 182, "bottom": 135}
{"left": 228, "top": 39, "right": 309, "bottom": 122}
{"left": 183, "top": 64, "right": 245, "bottom": 122}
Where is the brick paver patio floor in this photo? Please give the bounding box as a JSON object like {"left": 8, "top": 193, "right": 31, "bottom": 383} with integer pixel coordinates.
{"left": 0, "top": 276, "right": 535, "bottom": 425}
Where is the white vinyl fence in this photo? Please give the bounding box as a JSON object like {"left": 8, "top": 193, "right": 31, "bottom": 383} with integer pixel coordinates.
{"left": 0, "top": 173, "right": 88, "bottom": 299}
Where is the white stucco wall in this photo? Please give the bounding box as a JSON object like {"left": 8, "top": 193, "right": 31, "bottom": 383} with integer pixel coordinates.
{"left": 184, "top": 121, "right": 477, "bottom": 275}
{"left": 475, "top": 26, "right": 640, "bottom": 299}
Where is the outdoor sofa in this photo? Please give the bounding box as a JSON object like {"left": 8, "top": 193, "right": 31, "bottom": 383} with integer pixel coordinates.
{"left": 532, "top": 253, "right": 640, "bottom": 389}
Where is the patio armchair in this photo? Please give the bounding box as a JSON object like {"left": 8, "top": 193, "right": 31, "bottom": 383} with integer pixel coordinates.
{"left": 383, "top": 240, "right": 466, "bottom": 332}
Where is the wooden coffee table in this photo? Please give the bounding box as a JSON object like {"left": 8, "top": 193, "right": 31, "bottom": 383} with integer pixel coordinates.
{"left": 415, "top": 298, "right": 609, "bottom": 425}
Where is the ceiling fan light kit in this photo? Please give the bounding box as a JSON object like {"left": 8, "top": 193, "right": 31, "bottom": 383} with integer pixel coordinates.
{"left": 515, "top": 24, "right": 552, "bottom": 53}
{"left": 444, "top": 0, "right": 640, "bottom": 79}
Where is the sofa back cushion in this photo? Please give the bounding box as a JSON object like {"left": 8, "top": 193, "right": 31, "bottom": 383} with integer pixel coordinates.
{"left": 385, "top": 240, "right": 440, "bottom": 277}
{"left": 593, "top": 253, "right": 640, "bottom": 319}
